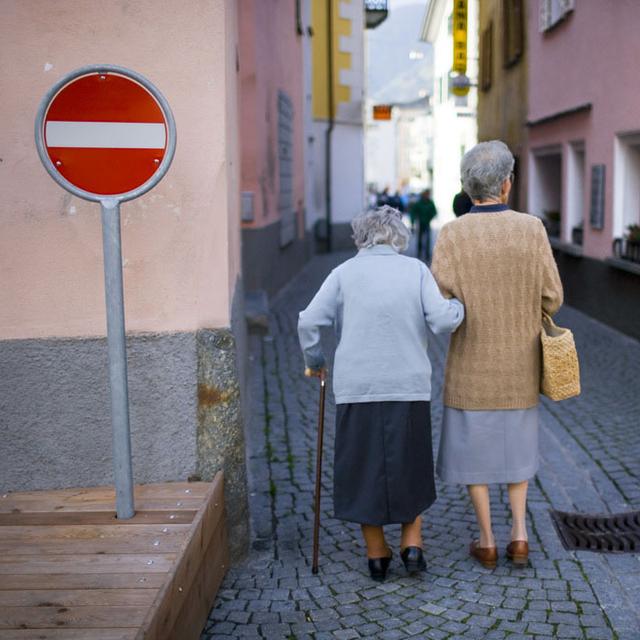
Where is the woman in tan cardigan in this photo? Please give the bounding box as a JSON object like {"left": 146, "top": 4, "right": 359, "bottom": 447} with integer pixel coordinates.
{"left": 431, "top": 140, "right": 563, "bottom": 568}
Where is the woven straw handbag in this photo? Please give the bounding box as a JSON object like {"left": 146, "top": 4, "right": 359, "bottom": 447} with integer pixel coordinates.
{"left": 540, "top": 313, "right": 581, "bottom": 401}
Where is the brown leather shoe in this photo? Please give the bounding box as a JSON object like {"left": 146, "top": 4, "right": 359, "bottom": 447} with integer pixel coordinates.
{"left": 469, "top": 540, "right": 498, "bottom": 569}
{"left": 506, "top": 540, "right": 529, "bottom": 566}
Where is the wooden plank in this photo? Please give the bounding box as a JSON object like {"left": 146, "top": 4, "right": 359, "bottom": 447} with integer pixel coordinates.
{"left": 167, "top": 522, "right": 229, "bottom": 640}
{"left": 138, "top": 472, "right": 228, "bottom": 640}
{"left": 0, "top": 525, "right": 189, "bottom": 555}
{"left": 0, "top": 500, "right": 202, "bottom": 514}
{"left": 0, "top": 589, "right": 158, "bottom": 607}
{"left": 0, "top": 483, "right": 209, "bottom": 514}
{"left": 0, "top": 606, "right": 146, "bottom": 629}
{"left": 0, "top": 574, "right": 165, "bottom": 591}
{"left": 0, "top": 630, "right": 137, "bottom": 639}
{"left": 0, "top": 554, "right": 175, "bottom": 575}
{"left": 0, "top": 511, "right": 196, "bottom": 527}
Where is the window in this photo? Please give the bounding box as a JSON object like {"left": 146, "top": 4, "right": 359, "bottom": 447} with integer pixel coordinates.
{"left": 278, "top": 91, "right": 296, "bottom": 247}
{"left": 480, "top": 22, "right": 493, "bottom": 91}
{"left": 539, "top": 0, "right": 575, "bottom": 32}
{"left": 503, "top": 0, "right": 524, "bottom": 67}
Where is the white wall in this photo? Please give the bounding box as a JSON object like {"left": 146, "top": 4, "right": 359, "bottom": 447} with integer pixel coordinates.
{"left": 332, "top": 123, "right": 366, "bottom": 223}
{"left": 613, "top": 133, "right": 640, "bottom": 239}
{"left": 566, "top": 142, "right": 585, "bottom": 243}
{"left": 365, "top": 112, "right": 398, "bottom": 192}
{"left": 428, "top": 0, "right": 477, "bottom": 226}
{"left": 529, "top": 149, "right": 562, "bottom": 220}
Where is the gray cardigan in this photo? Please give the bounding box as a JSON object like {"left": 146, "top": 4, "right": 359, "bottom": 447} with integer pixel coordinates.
{"left": 297, "top": 244, "right": 464, "bottom": 404}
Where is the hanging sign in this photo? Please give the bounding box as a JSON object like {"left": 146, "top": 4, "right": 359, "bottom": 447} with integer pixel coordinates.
{"left": 373, "top": 105, "right": 393, "bottom": 121}
{"left": 453, "top": 0, "right": 468, "bottom": 74}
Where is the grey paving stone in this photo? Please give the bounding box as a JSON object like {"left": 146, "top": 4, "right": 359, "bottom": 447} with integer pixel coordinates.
{"left": 527, "top": 622, "right": 554, "bottom": 635}
{"left": 332, "top": 629, "right": 360, "bottom": 639}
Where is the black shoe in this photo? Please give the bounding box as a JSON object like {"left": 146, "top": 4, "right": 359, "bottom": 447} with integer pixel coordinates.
{"left": 401, "top": 546, "right": 427, "bottom": 574}
{"left": 368, "top": 552, "right": 392, "bottom": 582}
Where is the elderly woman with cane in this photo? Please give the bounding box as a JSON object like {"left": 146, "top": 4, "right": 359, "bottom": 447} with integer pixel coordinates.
{"left": 432, "top": 140, "right": 563, "bottom": 568}
{"left": 298, "top": 206, "right": 464, "bottom": 581}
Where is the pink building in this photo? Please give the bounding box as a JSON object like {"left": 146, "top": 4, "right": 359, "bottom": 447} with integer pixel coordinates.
{"left": 526, "top": 1, "right": 640, "bottom": 339}
{"left": 238, "top": 0, "right": 311, "bottom": 296}
{"left": 0, "top": 0, "right": 249, "bottom": 558}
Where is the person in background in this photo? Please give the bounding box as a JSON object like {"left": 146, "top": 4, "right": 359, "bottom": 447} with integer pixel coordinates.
{"left": 377, "top": 187, "right": 391, "bottom": 207}
{"left": 298, "top": 206, "right": 464, "bottom": 582}
{"left": 392, "top": 190, "right": 405, "bottom": 213}
{"left": 410, "top": 189, "right": 437, "bottom": 262}
{"left": 431, "top": 140, "right": 563, "bottom": 570}
{"left": 452, "top": 186, "right": 472, "bottom": 217}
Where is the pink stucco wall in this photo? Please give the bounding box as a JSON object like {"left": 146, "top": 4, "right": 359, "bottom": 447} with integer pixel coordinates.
{"left": 527, "top": 2, "right": 640, "bottom": 259}
{"left": 238, "top": 0, "right": 305, "bottom": 231}
{"left": 0, "top": 0, "right": 240, "bottom": 339}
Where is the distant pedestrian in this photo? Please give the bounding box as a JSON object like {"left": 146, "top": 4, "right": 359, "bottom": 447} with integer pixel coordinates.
{"left": 410, "top": 189, "right": 437, "bottom": 261}
{"left": 298, "top": 206, "right": 464, "bottom": 582}
{"left": 376, "top": 187, "right": 391, "bottom": 207}
{"left": 392, "top": 190, "right": 405, "bottom": 213}
{"left": 431, "top": 140, "right": 563, "bottom": 569}
{"left": 452, "top": 186, "right": 472, "bottom": 217}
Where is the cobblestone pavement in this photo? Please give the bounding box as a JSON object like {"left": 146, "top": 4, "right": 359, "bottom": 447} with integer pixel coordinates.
{"left": 202, "top": 252, "right": 640, "bottom": 640}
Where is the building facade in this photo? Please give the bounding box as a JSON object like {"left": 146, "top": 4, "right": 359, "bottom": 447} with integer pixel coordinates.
{"left": 421, "top": 0, "right": 478, "bottom": 225}
{"left": 239, "top": 0, "right": 312, "bottom": 297}
{"left": 477, "top": 0, "right": 528, "bottom": 210}
{"left": 309, "top": 0, "right": 366, "bottom": 250}
{"left": 365, "top": 96, "right": 433, "bottom": 197}
{"left": 1, "top": 0, "right": 249, "bottom": 558}
{"left": 525, "top": 0, "right": 640, "bottom": 339}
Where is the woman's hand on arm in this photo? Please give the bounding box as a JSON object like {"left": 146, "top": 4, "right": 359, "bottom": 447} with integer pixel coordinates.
{"left": 538, "top": 220, "right": 563, "bottom": 316}
{"left": 424, "top": 227, "right": 465, "bottom": 333}
{"left": 421, "top": 265, "right": 465, "bottom": 334}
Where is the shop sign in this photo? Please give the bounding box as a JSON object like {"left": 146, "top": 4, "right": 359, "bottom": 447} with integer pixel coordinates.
{"left": 453, "top": 0, "right": 467, "bottom": 74}
{"left": 373, "top": 105, "right": 392, "bottom": 121}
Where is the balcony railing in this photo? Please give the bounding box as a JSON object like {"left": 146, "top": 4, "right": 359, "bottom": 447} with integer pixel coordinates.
{"left": 365, "top": 0, "right": 388, "bottom": 29}
{"left": 613, "top": 237, "right": 640, "bottom": 264}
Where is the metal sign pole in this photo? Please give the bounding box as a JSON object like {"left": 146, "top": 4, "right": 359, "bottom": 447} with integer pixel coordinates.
{"left": 35, "top": 65, "right": 177, "bottom": 521}
{"left": 100, "top": 198, "right": 134, "bottom": 519}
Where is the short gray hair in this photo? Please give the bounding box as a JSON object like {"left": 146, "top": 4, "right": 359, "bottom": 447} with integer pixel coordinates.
{"left": 460, "top": 140, "right": 514, "bottom": 201}
{"left": 351, "top": 206, "right": 410, "bottom": 252}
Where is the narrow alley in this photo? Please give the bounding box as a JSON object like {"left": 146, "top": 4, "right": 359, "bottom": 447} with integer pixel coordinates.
{"left": 202, "top": 253, "right": 640, "bottom": 640}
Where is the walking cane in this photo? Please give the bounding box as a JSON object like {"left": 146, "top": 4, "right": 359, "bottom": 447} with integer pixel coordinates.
{"left": 312, "top": 369, "right": 327, "bottom": 574}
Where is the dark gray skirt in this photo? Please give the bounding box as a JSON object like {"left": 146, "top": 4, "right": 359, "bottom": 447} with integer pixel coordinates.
{"left": 333, "top": 401, "right": 436, "bottom": 526}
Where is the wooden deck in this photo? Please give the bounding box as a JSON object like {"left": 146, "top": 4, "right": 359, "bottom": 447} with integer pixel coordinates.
{"left": 0, "top": 473, "right": 228, "bottom": 639}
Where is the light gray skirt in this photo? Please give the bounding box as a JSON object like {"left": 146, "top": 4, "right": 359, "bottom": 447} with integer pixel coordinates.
{"left": 436, "top": 406, "right": 539, "bottom": 485}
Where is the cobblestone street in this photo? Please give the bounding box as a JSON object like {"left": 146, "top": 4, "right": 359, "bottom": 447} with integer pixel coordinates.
{"left": 202, "top": 252, "right": 640, "bottom": 640}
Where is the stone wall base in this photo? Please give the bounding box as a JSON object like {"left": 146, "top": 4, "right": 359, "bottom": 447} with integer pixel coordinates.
{"left": 0, "top": 326, "right": 249, "bottom": 560}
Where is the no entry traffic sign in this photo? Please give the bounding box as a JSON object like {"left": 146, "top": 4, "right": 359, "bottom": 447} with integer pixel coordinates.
{"left": 35, "top": 65, "right": 176, "bottom": 201}
{"left": 34, "top": 66, "right": 176, "bottom": 520}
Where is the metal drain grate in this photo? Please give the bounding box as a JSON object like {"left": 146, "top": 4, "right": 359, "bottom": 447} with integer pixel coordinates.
{"left": 550, "top": 510, "right": 640, "bottom": 553}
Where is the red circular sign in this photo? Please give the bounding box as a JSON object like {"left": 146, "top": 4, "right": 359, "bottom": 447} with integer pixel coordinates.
{"left": 43, "top": 73, "right": 168, "bottom": 196}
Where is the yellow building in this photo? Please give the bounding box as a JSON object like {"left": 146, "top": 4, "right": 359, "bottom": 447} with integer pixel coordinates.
{"left": 305, "top": 0, "right": 370, "bottom": 249}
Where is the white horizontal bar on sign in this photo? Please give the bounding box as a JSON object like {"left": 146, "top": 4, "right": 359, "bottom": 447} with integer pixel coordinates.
{"left": 45, "top": 121, "right": 166, "bottom": 149}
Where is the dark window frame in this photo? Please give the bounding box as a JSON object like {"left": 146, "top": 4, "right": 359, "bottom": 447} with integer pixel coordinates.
{"left": 503, "top": 0, "right": 524, "bottom": 68}
{"left": 480, "top": 21, "right": 493, "bottom": 92}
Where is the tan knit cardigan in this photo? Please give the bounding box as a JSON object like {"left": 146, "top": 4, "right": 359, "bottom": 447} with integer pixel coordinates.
{"left": 431, "top": 210, "right": 563, "bottom": 410}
